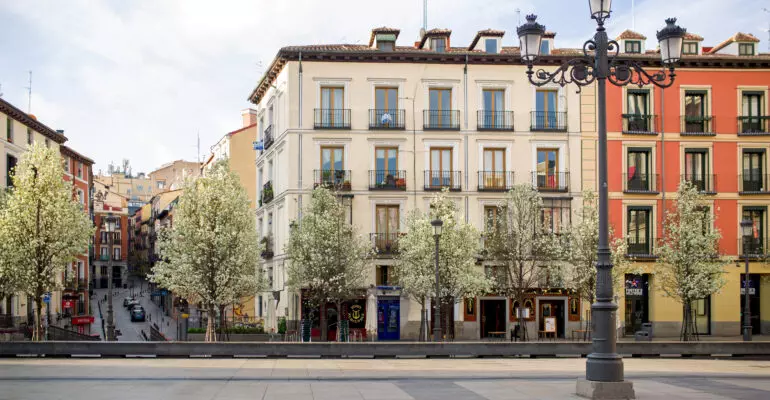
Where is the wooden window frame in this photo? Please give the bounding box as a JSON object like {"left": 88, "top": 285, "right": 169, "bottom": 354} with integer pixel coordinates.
{"left": 320, "top": 146, "right": 345, "bottom": 171}
{"left": 375, "top": 87, "right": 398, "bottom": 110}
{"left": 625, "top": 40, "right": 642, "bottom": 54}
{"left": 682, "top": 42, "right": 698, "bottom": 55}
{"left": 739, "top": 43, "right": 755, "bottom": 56}
{"left": 375, "top": 146, "right": 398, "bottom": 171}
{"left": 429, "top": 88, "right": 452, "bottom": 111}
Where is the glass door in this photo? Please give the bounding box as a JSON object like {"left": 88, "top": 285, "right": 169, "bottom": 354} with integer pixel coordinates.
{"left": 321, "top": 146, "right": 344, "bottom": 186}
{"left": 742, "top": 93, "right": 764, "bottom": 132}
{"left": 742, "top": 208, "right": 765, "bottom": 255}
{"left": 627, "top": 149, "right": 651, "bottom": 191}
{"left": 627, "top": 90, "right": 650, "bottom": 131}
{"left": 627, "top": 207, "right": 651, "bottom": 255}
{"left": 684, "top": 149, "right": 708, "bottom": 191}
{"left": 375, "top": 205, "right": 399, "bottom": 253}
{"left": 430, "top": 148, "right": 452, "bottom": 188}
{"left": 742, "top": 150, "right": 765, "bottom": 192}
{"left": 483, "top": 89, "right": 504, "bottom": 128}
{"left": 375, "top": 87, "right": 398, "bottom": 127}
{"left": 375, "top": 147, "right": 398, "bottom": 188}
{"left": 321, "top": 87, "right": 344, "bottom": 127}
{"left": 684, "top": 92, "right": 706, "bottom": 132}
{"left": 535, "top": 90, "right": 558, "bottom": 129}
{"left": 536, "top": 149, "right": 559, "bottom": 189}
{"left": 429, "top": 88, "right": 452, "bottom": 128}
{"left": 482, "top": 148, "right": 505, "bottom": 190}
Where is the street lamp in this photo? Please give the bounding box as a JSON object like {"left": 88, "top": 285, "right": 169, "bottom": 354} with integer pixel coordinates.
{"left": 518, "top": 5, "right": 685, "bottom": 392}
{"left": 431, "top": 218, "right": 443, "bottom": 342}
{"left": 103, "top": 214, "right": 117, "bottom": 341}
{"left": 740, "top": 218, "right": 753, "bottom": 341}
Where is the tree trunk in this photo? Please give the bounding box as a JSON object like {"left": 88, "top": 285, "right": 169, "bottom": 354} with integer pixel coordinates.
{"left": 218, "top": 305, "right": 226, "bottom": 342}
{"left": 206, "top": 304, "right": 216, "bottom": 342}
{"left": 419, "top": 302, "right": 426, "bottom": 342}
{"left": 33, "top": 295, "right": 43, "bottom": 342}
{"left": 320, "top": 303, "right": 328, "bottom": 342}
{"left": 336, "top": 301, "right": 343, "bottom": 342}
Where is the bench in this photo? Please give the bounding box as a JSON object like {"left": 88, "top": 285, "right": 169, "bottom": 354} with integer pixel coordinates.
{"left": 571, "top": 329, "right": 591, "bottom": 341}
{"left": 487, "top": 331, "right": 506, "bottom": 340}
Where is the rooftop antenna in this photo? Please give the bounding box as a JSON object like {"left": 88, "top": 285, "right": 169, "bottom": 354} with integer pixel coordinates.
{"left": 632, "top": 0, "right": 636, "bottom": 31}
{"left": 515, "top": 8, "right": 521, "bottom": 26}
{"left": 24, "top": 71, "right": 32, "bottom": 113}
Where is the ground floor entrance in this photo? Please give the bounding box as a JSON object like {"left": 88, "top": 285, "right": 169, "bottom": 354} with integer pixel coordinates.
{"left": 377, "top": 297, "right": 400, "bottom": 341}
{"left": 625, "top": 274, "right": 650, "bottom": 335}
{"left": 480, "top": 299, "right": 506, "bottom": 339}
{"left": 538, "top": 299, "right": 565, "bottom": 338}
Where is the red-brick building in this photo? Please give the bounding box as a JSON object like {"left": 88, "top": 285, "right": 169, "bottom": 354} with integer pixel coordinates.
{"left": 92, "top": 181, "right": 129, "bottom": 291}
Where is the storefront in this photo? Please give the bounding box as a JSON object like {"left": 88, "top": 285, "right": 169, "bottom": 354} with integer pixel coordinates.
{"left": 624, "top": 274, "right": 650, "bottom": 335}
{"left": 300, "top": 291, "right": 367, "bottom": 341}
{"left": 377, "top": 296, "right": 400, "bottom": 340}
{"left": 479, "top": 297, "right": 507, "bottom": 339}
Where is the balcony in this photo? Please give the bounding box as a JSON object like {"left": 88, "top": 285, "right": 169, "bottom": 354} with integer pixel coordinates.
{"left": 739, "top": 174, "right": 770, "bottom": 194}
{"left": 477, "top": 110, "right": 514, "bottom": 131}
{"left": 99, "top": 255, "right": 109, "bottom": 261}
{"left": 532, "top": 172, "right": 569, "bottom": 192}
{"left": 626, "top": 236, "right": 656, "bottom": 259}
{"left": 622, "top": 114, "right": 658, "bottom": 135}
{"left": 262, "top": 181, "right": 274, "bottom": 204}
{"left": 263, "top": 125, "right": 274, "bottom": 150}
{"left": 314, "top": 170, "right": 351, "bottom": 191}
{"left": 530, "top": 111, "right": 567, "bottom": 132}
{"left": 681, "top": 174, "right": 716, "bottom": 194}
{"left": 314, "top": 109, "right": 351, "bottom": 129}
{"left": 623, "top": 173, "right": 659, "bottom": 194}
{"left": 738, "top": 237, "right": 769, "bottom": 259}
{"left": 423, "top": 110, "right": 460, "bottom": 130}
{"left": 369, "top": 170, "right": 406, "bottom": 191}
{"left": 369, "top": 109, "right": 406, "bottom": 130}
{"left": 424, "top": 171, "right": 461, "bottom": 191}
{"left": 737, "top": 116, "right": 770, "bottom": 136}
{"left": 478, "top": 171, "right": 514, "bottom": 191}
{"left": 261, "top": 236, "right": 274, "bottom": 259}
{"left": 371, "top": 233, "right": 399, "bottom": 256}
{"left": 681, "top": 115, "right": 715, "bottom": 136}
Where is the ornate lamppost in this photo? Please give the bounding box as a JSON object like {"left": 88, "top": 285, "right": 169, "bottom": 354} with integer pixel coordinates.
{"left": 517, "top": 1, "right": 685, "bottom": 394}
{"left": 431, "top": 218, "right": 443, "bottom": 342}
{"left": 740, "top": 219, "right": 753, "bottom": 342}
{"left": 103, "top": 213, "right": 117, "bottom": 341}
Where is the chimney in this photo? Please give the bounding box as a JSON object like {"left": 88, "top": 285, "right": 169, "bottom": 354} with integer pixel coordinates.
{"left": 241, "top": 108, "right": 257, "bottom": 128}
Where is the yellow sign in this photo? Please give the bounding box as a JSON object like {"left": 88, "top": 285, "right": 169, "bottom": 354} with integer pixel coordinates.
{"left": 181, "top": 313, "right": 189, "bottom": 319}
{"left": 349, "top": 304, "right": 364, "bottom": 323}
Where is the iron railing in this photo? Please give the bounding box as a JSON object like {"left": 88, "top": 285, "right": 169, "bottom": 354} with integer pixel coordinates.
{"left": 532, "top": 171, "right": 569, "bottom": 192}
{"left": 424, "top": 171, "right": 462, "bottom": 191}
{"left": 314, "top": 170, "right": 352, "bottom": 191}
{"left": 738, "top": 237, "right": 769, "bottom": 258}
{"left": 371, "top": 233, "right": 400, "bottom": 255}
{"left": 626, "top": 236, "right": 656, "bottom": 258}
{"left": 739, "top": 174, "right": 770, "bottom": 194}
{"left": 737, "top": 116, "right": 770, "bottom": 135}
{"left": 261, "top": 236, "right": 274, "bottom": 259}
{"left": 314, "top": 109, "right": 351, "bottom": 129}
{"left": 530, "top": 111, "right": 567, "bottom": 131}
{"left": 99, "top": 255, "right": 109, "bottom": 261}
{"left": 681, "top": 174, "right": 716, "bottom": 194}
{"left": 369, "top": 170, "right": 407, "bottom": 190}
{"left": 477, "top": 171, "right": 514, "bottom": 191}
{"left": 369, "top": 109, "right": 406, "bottom": 130}
{"left": 423, "top": 110, "right": 460, "bottom": 130}
{"left": 681, "top": 115, "right": 715, "bottom": 135}
{"left": 477, "top": 110, "right": 514, "bottom": 131}
{"left": 623, "top": 173, "right": 659, "bottom": 193}
{"left": 263, "top": 125, "right": 274, "bottom": 150}
{"left": 622, "top": 114, "right": 658, "bottom": 134}
{"left": 262, "top": 181, "right": 274, "bottom": 204}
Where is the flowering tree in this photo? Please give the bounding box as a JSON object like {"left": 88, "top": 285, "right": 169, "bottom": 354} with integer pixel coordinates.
{"left": 0, "top": 143, "right": 93, "bottom": 340}
{"left": 395, "top": 189, "right": 489, "bottom": 340}
{"left": 483, "top": 185, "right": 565, "bottom": 341}
{"left": 150, "top": 160, "right": 264, "bottom": 342}
{"left": 655, "top": 182, "right": 724, "bottom": 341}
{"left": 285, "top": 187, "right": 371, "bottom": 341}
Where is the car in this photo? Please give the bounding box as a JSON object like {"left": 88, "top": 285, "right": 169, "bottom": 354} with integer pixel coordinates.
{"left": 130, "top": 306, "right": 146, "bottom": 322}
{"left": 125, "top": 299, "right": 139, "bottom": 309}
{"left": 123, "top": 298, "right": 134, "bottom": 307}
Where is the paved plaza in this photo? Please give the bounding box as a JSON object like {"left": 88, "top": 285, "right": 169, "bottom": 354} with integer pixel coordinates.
{"left": 1, "top": 357, "right": 769, "bottom": 399}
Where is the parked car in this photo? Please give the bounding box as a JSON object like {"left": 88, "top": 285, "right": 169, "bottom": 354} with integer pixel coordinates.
{"left": 130, "top": 306, "right": 146, "bottom": 322}
{"left": 125, "top": 299, "right": 139, "bottom": 309}
{"left": 122, "top": 298, "right": 134, "bottom": 307}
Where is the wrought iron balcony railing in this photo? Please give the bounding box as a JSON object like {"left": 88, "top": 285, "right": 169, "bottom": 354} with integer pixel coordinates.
{"left": 478, "top": 171, "right": 514, "bottom": 191}
{"left": 737, "top": 116, "right": 770, "bottom": 136}
{"left": 739, "top": 174, "right": 770, "bottom": 194}
{"left": 532, "top": 171, "right": 569, "bottom": 192}
{"left": 622, "top": 114, "right": 658, "bottom": 135}
{"left": 623, "top": 173, "right": 659, "bottom": 193}
{"left": 263, "top": 125, "right": 274, "bottom": 150}
{"left": 423, "top": 110, "right": 460, "bottom": 130}
{"left": 369, "top": 170, "right": 406, "bottom": 191}
{"left": 681, "top": 174, "right": 716, "bottom": 194}
{"left": 369, "top": 109, "right": 406, "bottom": 130}
{"left": 314, "top": 109, "right": 351, "bottom": 129}
{"left": 477, "top": 110, "right": 514, "bottom": 131}
{"left": 626, "top": 236, "right": 657, "bottom": 259}
{"left": 314, "top": 170, "right": 352, "bottom": 191}
{"left": 424, "top": 170, "right": 461, "bottom": 191}
{"left": 530, "top": 111, "right": 567, "bottom": 131}
{"left": 262, "top": 181, "right": 274, "bottom": 204}
{"left": 738, "top": 237, "right": 769, "bottom": 258}
{"left": 681, "top": 115, "right": 715, "bottom": 136}
{"left": 371, "top": 233, "right": 400, "bottom": 255}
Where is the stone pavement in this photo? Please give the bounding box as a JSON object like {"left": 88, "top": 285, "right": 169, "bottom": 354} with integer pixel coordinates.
{"left": 91, "top": 285, "right": 177, "bottom": 341}
{"left": 0, "top": 358, "right": 769, "bottom": 399}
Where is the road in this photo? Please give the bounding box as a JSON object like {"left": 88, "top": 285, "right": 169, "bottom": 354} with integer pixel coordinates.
{"left": 0, "top": 358, "right": 769, "bottom": 399}
{"left": 91, "top": 283, "right": 178, "bottom": 341}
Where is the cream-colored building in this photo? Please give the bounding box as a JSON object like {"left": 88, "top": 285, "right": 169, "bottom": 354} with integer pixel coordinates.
{"left": 148, "top": 160, "right": 202, "bottom": 193}
{"left": 250, "top": 27, "right": 585, "bottom": 340}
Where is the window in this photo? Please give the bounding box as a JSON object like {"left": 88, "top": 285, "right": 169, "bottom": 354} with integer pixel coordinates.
{"left": 683, "top": 91, "right": 707, "bottom": 132}
{"left": 625, "top": 40, "right": 641, "bottom": 53}
{"left": 539, "top": 40, "right": 550, "bottom": 55}
{"left": 374, "top": 87, "right": 399, "bottom": 128}
{"left": 6, "top": 118, "right": 12, "bottom": 142}
{"left": 742, "top": 149, "right": 766, "bottom": 192}
{"left": 739, "top": 43, "right": 754, "bottom": 56}
{"left": 431, "top": 37, "right": 446, "bottom": 52}
{"left": 377, "top": 41, "right": 394, "bottom": 51}
{"left": 114, "top": 232, "right": 121, "bottom": 243}
{"left": 77, "top": 163, "right": 82, "bottom": 178}
{"left": 6, "top": 154, "right": 17, "bottom": 188}
{"left": 429, "top": 147, "right": 453, "bottom": 188}
{"left": 535, "top": 148, "right": 559, "bottom": 189}
{"left": 375, "top": 205, "right": 399, "bottom": 253}
{"left": 100, "top": 265, "right": 107, "bottom": 276}
{"left": 321, "top": 146, "right": 344, "bottom": 171}
{"left": 485, "top": 38, "right": 498, "bottom": 53}
{"left": 26, "top": 128, "right": 32, "bottom": 145}
{"left": 741, "top": 92, "right": 765, "bottom": 133}
{"left": 625, "top": 90, "right": 651, "bottom": 131}
{"left": 100, "top": 231, "right": 108, "bottom": 244}
{"left": 428, "top": 88, "right": 453, "bottom": 128}
{"left": 320, "top": 86, "right": 345, "bottom": 128}
{"left": 682, "top": 42, "right": 698, "bottom": 55}
{"left": 484, "top": 205, "right": 502, "bottom": 232}
{"left": 541, "top": 198, "right": 571, "bottom": 233}
{"left": 481, "top": 89, "right": 505, "bottom": 129}
{"left": 100, "top": 247, "right": 108, "bottom": 257}
{"left": 157, "top": 180, "right": 165, "bottom": 189}
{"left": 534, "top": 89, "right": 558, "bottom": 129}
{"left": 742, "top": 207, "right": 766, "bottom": 255}
{"left": 115, "top": 218, "right": 121, "bottom": 229}
{"left": 627, "top": 148, "right": 652, "bottom": 191}
{"left": 376, "top": 265, "right": 397, "bottom": 286}
{"left": 375, "top": 147, "right": 398, "bottom": 173}
{"left": 481, "top": 148, "right": 505, "bottom": 189}
{"left": 113, "top": 247, "right": 121, "bottom": 260}
{"left": 78, "top": 190, "right": 84, "bottom": 205}
{"left": 684, "top": 149, "right": 709, "bottom": 191}
{"left": 627, "top": 207, "right": 652, "bottom": 255}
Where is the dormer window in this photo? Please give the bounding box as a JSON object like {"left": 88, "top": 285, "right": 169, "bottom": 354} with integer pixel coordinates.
{"left": 377, "top": 41, "right": 394, "bottom": 51}
{"left": 682, "top": 42, "right": 698, "bottom": 55}
{"left": 625, "top": 40, "right": 642, "bottom": 54}
{"left": 485, "top": 38, "right": 498, "bottom": 53}
{"left": 431, "top": 38, "right": 446, "bottom": 52}
{"left": 540, "top": 40, "right": 550, "bottom": 55}
{"left": 739, "top": 43, "right": 755, "bottom": 56}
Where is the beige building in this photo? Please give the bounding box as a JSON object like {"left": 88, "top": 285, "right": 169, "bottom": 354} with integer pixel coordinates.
{"left": 94, "top": 173, "right": 154, "bottom": 211}
{"left": 250, "top": 27, "right": 584, "bottom": 339}
{"left": 148, "top": 160, "right": 202, "bottom": 193}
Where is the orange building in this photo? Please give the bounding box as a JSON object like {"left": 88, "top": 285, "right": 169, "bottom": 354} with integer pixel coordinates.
{"left": 92, "top": 181, "right": 129, "bottom": 290}
{"left": 589, "top": 30, "right": 770, "bottom": 337}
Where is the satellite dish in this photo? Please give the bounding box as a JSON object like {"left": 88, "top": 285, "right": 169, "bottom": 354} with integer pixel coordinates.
{"left": 381, "top": 113, "right": 393, "bottom": 125}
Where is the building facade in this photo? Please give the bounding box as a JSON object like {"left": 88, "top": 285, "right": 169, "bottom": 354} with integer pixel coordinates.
{"left": 92, "top": 181, "right": 129, "bottom": 290}
{"left": 203, "top": 109, "right": 258, "bottom": 208}
{"left": 250, "top": 27, "right": 585, "bottom": 339}
{"left": 148, "top": 160, "right": 202, "bottom": 193}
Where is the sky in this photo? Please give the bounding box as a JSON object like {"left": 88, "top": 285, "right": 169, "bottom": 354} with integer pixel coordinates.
{"left": 1, "top": 0, "right": 768, "bottom": 174}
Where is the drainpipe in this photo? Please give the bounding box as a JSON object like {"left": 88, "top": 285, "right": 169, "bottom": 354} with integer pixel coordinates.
{"left": 660, "top": 87, "right": 666, "bottom": 237}
{"left": 464, "top": 55, "right": 469, "bottom": 223}
{"left": 298, "top": 52, "right": 303, "bottom": 222}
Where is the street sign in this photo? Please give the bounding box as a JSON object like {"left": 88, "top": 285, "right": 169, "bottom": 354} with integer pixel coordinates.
{"left": 181, "top": 313, "right": 189, "bottom": 319}
{"left": 42, "top": 293, "right": 51, "bottom": 304}
{"left": 253, "top": 141, "right": 264, "bottom": 151}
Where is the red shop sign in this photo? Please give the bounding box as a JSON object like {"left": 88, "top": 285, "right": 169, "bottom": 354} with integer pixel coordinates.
{"left": 71, "top": 316, "right": 94, "bottom": 325}
{"left": 62, "top": 300, "right": 74, "bottom": 308}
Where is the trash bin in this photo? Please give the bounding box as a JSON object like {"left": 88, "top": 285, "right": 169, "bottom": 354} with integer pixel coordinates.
{"left": 634, "top": 323, "right": 653, "bottom": 341}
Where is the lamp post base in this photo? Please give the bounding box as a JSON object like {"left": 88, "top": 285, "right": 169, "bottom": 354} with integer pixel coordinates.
{"left": 576, "top": 378, "right": 635, "bottom": 399}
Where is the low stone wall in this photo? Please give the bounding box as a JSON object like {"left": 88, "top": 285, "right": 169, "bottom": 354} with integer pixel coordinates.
{"left": 187, "top": 333, "right": 275, "bottom": 342}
